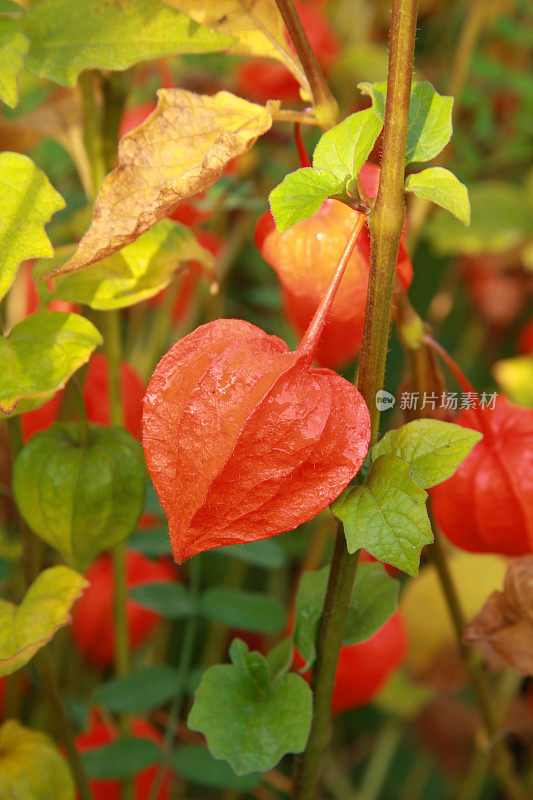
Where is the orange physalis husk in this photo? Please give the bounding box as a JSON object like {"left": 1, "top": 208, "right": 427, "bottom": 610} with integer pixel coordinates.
{"left": 143, "top": 216, "right": 371, "bottom": 562}
{"left": 256, "top": 163, "right": 413, "bottom": 369}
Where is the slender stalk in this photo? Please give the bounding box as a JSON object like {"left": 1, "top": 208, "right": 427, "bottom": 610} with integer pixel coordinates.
{"left": 7, "top": 416, "right": 94, "bottom": 800}
{"left": 274, "top": 0, "right": 338, "bottom": 129}
{"left": 101, "top": 72, "right": 131, "bottom": 171}
{"left": 79, "top": 72, "right": 106, "bottom": 198}
{"left": 71, "top": 377, "right": 90, "bottom": 448}
{"left": 294, "top": 123, "right": 312, "bottom": 167}
{"left": 356, "top": 718, "right": 403, "bottom": 800}
{"left": 291, "top": 4, "right": 419, "bottom": 798}
{"left": 297, "top": 213, "right": 366, "bottom": 358}
{"left": 147, "top": 556, "right": 202, "bottom": 800}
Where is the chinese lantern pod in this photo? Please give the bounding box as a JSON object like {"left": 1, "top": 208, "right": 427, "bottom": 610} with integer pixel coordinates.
{"left": 431, "top": 395, "right": 533, "bottom": 555}
{"left": 143, "top": 318, "right": 370, "bottom": 563}
{"left": 257, "top": 163, "right": 413, "bottom": 368}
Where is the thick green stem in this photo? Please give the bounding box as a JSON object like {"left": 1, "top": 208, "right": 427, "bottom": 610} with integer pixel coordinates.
{"left": 147, "top": 556, "right": 202, "bottom": 800}
{"left": 274, "top": 0, "right": 338, "bottom": 129}
{"left": 290, "top": 4, "right": 418, "bottom": 798}
{"left": 101, "top": 72, "right": 131, "bottom": 172}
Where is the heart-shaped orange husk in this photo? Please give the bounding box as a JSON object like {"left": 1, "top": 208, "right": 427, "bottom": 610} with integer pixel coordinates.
{"left": 143, "top": 318, "right": 370, "bottom": 562}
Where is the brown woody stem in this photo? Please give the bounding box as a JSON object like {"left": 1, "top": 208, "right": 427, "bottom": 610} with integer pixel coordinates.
{"left": 291, "top": 3, "right": 419, "bottom": 798}
{"left": 274, "top": 0, "right": 338, "bottom": 129}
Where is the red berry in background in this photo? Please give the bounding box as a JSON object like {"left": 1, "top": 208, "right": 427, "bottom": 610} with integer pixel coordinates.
{"left": 71, "top": 550, "right": 176, "bottom": 668}
{"left": 118, "top": 101, "right": 157, "bottom": 139}
{"left": 256, "top": 163, "right": 413, "bottom": 368}
{"left": 237, "top": 2, "right": 339, "bottom": 103}
{"left": 294, "top": 611, "right": 407, "bottom": 714}
{"left": 143, "top": 317, "right": 370, "bottom": 563}
{"left": 24, "top": 260, "right": 79, "bottom": 316}
{"left": 75, "top": 714, "right": 170, "bottom": 800}
{"left": 518, "top": 319, "right": 533, "bottom": 355}
{"left": 82, "top": 353, "right": 144, "bottom": 439}
{"left": 431, "top": 395, "right": 533, "bottom": 555}
{"left": 461, "top": 256, "right": 532, "bottom": 330}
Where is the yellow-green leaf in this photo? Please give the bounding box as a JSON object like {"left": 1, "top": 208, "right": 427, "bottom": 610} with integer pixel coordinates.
{"left": 22, "top": 0, "right": 236, "bottom": 87}
{"left": 0, "top": 310, "right": 102, "bottom": 415}
{"left": 0, "top": 152, "right": 64, "bottom": 302}
{"left": 0, "top": 566, "right": 88, "bottom": 677}
{"left": 36, "top": 220, "right": 215, "bottom": 310}
{"left": 44, "top": 90, "right": 278, "bottom": 279}
{"left": 0, "top": 16, "right": 28, "bottom": 108}
{"left": 405, "top": 167, "right": 470, "bottom": 226}
{"left": 0, "top": 720, "right": 74, "bottom": 800}
{"left": 165, "top": 0, "right": 307, "bottom": 89}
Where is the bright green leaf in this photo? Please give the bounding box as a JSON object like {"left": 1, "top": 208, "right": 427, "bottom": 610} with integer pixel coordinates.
{"left": 269, "top": 167, "right": 343, "bottom": 233}
{"left": 172, "top": 746, "right": 261, "bottom": 791}
{"left": 188, "top": 640, "right": 312, "bottom": 775}
{"left": 22, "top": 0, "right": 236, "bottom": 86}
{"left": 0, "top": 311, "right": 101, "bottom": 416}
{"left": 13, "top": 424, "right": 145, "bottom": 571}
{"left": 0, "top": 566, "right": 88, "bottom": 677}
{"left": 372, "top": 419, "right": 482, "bottom": 488}
{"left": 95, "top": 666, "right": 179, "bottom": 713}
{"left": 129, "top": 581, "right": 194, "bottom": 619}
{"left": 358, "top": 80, "right": 453, "bottom": 163}
{"left": 0, "top": 720, "right": 74, "bottom": 800}
{"left": 0, "top": 152, "right": 64, "bottom": 302}
{"left": 313, "top": 108, "right": 383, "bottom": 182}
{"left": 199, "top": 588, "right": 286, "bottom": 634}
{"left": 293, "top": 562, "right": 399, "bottom": 670}
{"left": 425, "top": 181, "right": 531, "bottom": 256}
{"left": 35, "top": 219, "right": 215, "bottom": 310}
{"left": 405, "top": 167, "right": 470, "bottom": 225}
{"left": 0, "top": 16, "right": 28, "bottom": 108}
{"left": 333, "top": 454, "right": 433, "bottom": 577}
{"left": 82, "top": 737, "right": 160, "bottom": 780}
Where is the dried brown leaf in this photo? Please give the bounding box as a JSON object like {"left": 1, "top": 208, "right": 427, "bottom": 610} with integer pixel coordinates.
{"left": 44, "top": 89, "right": 279, "bottom": 279}
{"left": 165, "top": 0, "right": 307, "bottom": 87}
{"left": 464, "top": 554, "right": 533, "bottom": 675}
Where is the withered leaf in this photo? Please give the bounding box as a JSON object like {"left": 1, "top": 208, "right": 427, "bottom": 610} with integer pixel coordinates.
{"left": 44, "top": 90, "right": 279, "bottom": 279}
{"left": 165, "top": 0, "right": 307, "bottom": 88}
{"left": 464, "top": 554, "right": 533, "bottom": 675}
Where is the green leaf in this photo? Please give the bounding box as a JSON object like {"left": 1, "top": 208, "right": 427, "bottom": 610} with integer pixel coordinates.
{"left": 82, "top": 737, "right": 160, "bottom": 780}
{"left": 0, "top": 16, "right": 28, "bottom": 108}
{"left": 359, "top": 80, "right": 453, "bottom": 163}
{"left": 293, "top": 562, "right": 399, "bottom": 670}
{"left": 266, "top": 638, "right": 293, "bottom": 682}
{"left": 0, "top": 311, "right": 101, "bottom": 416}
{"left": 405, "top": 167, "right": 470, "bottom": 225}
{"left": 172, "top": 746, "right": 261, "bottom": 790}
{"left": 0, "top": 152, "right": 64, "bottom": 302}
{"left": 22, "top": 0, "right": 236, "bottom": 86}
{"left": 199, "top": 588, "right": 286, "bottom": 634}
{"left": 129, "top": 581, "right": 194, "bottom": 619}
{"left": 0, "top": 566, "right": 88, "bottom": 677}
{"left": 35, "top": 219, "right": 215, "bottom": 310}
{"left": 128, "top": 526, "right": 171, "bottom": 557}
{"left": 13, "top": 424, "right": 145, "bottom": 571}
{"left": 95, "top": 666, "right": 179, "bottom": 713}
{"left": 0, "top": 720, "right": 74, "bottom": 800}
{"left": 333, "top": 454, "right": 433, "bottom": 577}
{"left": 188, "top": 640, "right": 312, "bottom": 775}
{"left": 372, "top": 419, "right": 483, "bottom": 489}
{"left": 313, "top": 108, "right": 383, "bottom": 182}
{"left": 425, "top": 181, "right": 531, "bottom": 256}
{"left": 217, "top": 538, "right": 286, "bottom": 569}
{"left": 269, "top": 167, "right": 343, "bottom": 233}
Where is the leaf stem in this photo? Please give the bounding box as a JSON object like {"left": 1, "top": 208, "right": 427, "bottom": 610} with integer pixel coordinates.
{"left": 70, "top": 376, "right": 90, "bottom": 448}
{"left": 297, "top": 213, "right": 366, "bottom": 359}
{"left": 291, "top": 3, "right": 419, "bottom": 797}
{"left": 273, "top": 0, "right": 338, "bottom": 129}
{"left": 147, "top": 556, "right": 202, "bottom": 800}
{"left": 79, "top": 72, "right": 106, "bottom": 198}
{"left": 356, "top": 717, "right": 403, "bottom": 800}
